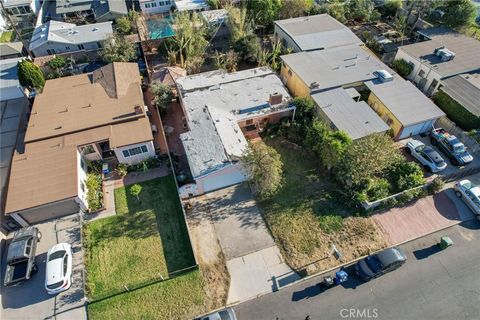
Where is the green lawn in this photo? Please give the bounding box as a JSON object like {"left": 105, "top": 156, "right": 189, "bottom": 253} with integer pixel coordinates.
{"left": 88, "top": 269, "right": 206, "bottom": 320}
{"left": 0, "top": 31, "right": 14, "bottom": 43}
{"left": 261, "top": 138, "right": 387, "bottom": 274}
{"left": 84, "top": 175, "right": 195, "bottom": 300}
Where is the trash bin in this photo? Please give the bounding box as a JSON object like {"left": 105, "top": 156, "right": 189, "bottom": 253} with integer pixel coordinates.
{"left": 438, "top": 236, "right": 453, "bottom": 249}
{"left": 334, "top": 270, "right": 348, "bottom": 285}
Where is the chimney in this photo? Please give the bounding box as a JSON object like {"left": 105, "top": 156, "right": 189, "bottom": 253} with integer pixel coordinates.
{"left": 269, "top": 92, "right": 283, "bottom": 105}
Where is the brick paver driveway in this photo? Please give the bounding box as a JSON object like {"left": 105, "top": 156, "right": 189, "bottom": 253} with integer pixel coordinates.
{"left": 372, "top": 191, "right": 470, "bottom": 245}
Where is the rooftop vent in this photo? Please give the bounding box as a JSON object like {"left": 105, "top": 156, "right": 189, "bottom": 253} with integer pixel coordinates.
{"left": 434, "top": 47, "right": 455, "bottom": 61}
{"left": 374, "top": 69, "right": 393, "bottom": 82}
{"left": 310, "top": 81, "right": 320, "bottom": 89}
{"left": 134, "top": 105, "right": 143, "bottom": 114}
{"left": 92, "top": 28, "right": 99, "bottom": 32}
{"left": 269, "top": 92, "right": 283, "bottom": 105}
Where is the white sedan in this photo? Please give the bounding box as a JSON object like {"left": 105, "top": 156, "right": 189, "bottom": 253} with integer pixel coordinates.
{"left": 45, "top": 243, "right": 73, "bottom": 295}
{"left": 405, "top": 140, "right": 447, "bottom": 173}
{"left": 454, "top": 179, "right": 480, "bottom": 220}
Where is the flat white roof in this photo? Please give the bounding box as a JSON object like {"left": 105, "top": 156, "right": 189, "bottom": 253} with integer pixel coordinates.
{"left": 178, "top": 68, "right": 292, "bottom": 178}
{"left": 174, "top": 0, "right": 209, "bottom": 12}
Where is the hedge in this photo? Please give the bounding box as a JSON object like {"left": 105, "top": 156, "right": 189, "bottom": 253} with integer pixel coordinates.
{"left": 433, "top": 90, "right": 480, "bottom": 131}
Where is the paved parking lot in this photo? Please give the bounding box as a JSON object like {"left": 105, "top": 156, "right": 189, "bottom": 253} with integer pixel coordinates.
{"left": 0, "top": 215, "right": 86, "bottom": 320}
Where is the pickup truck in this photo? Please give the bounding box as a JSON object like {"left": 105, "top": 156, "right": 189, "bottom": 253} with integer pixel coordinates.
{"left": 4, "top": 227, "right": 41, "bottom": 287}
{"left": 430, "top": 128, "right": 474, "bottom": 166}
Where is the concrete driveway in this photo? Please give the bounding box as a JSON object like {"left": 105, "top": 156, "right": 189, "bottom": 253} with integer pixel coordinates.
{"left": 189, "top": 184, "right": 299, "bottom": 304}
{"left": 1, "top": 215, "right": 86, "bottom": 320}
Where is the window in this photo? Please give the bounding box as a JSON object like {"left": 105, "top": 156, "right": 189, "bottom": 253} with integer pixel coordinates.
{"left": 159, "top": 1, "right": 165, "bottom": 6}
{"left": 151, "top": 1, "right": 157, "bottom": 7}
{"left": 80, "top": 144, "right": 95, "bottom": 155}
{"left": 80, "top": 181, "right": 85, "bottom": 193}
{"left": 288, "top": 69, "right": 292, "bottom": 77}
{"left": 97, "top": 42, "right": 102, "bottom": 49}
{"left": 418, "top": 70, "right": 425, "bottom": 78}
{"left": 386, "top": 118, "right": 394, "bottom": 126}
{"left": 166, "top": 0, "right": 171, "bottom": 4}
{"left": 78, "top": 44, "right": 85, "bottom": 50}
{"left": 65, "top": 46, "right": 70, "bottom": 50}
{"left": 145, "top": 2, "right": 151, "bottom": 8}
{"left": 47, "top": 49, "right": 56, "bottom": 55}
{"left": 246, "top": 119, "right": 253, "bottom": 125}
{"left": 63, "top": 256, "right": 68, "bottom": 276}
{"left": 18, "top": 6, "right": 27, "bottom": 14}
{"left": 122, "top": 145, "right": 149, "bottom": 157}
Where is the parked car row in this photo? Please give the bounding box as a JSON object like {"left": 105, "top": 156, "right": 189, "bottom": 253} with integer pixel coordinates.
{"left": 405, "top": 127, "right": 474, "bottom": 173}
{"left": 3, "top": 227, "right": 73, "bottom": 295}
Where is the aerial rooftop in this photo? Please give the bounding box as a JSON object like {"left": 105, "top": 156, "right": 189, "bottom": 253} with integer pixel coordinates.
{"left": 281, "top": 45, "right": 394, "bottom": 92}
{"left": 399, "top": 27, "right": 480, "bottom": 77}
{"left": 275, "top": 14, "right": 363, "bottom": 51}
{"left": 177, "top": 67, "right": 292, "bottom": 178}
{"left": 441, "top": 72, "right": 480, "bottom": 117}
{"left": 29, "top": 20, "right": 113, "bottom": 52}
{"left": 365, "top": 77, "right": 445, "bottom": 127}
{"left": 311, "top": 88, "right": 390, "bottom": 140}
{"left": 174, "top": 0, "right": 209, "bottom": 12}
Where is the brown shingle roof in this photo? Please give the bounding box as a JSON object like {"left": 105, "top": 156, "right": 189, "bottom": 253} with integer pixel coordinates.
{"left": 5, "top": 62, "right": 153, "bottom": 214}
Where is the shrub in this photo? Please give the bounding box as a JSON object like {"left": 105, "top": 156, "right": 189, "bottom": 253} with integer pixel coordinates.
{"left": 151, "top": 82, "right": 174, "bottom": 111}
{"left": 87, "top": 160, "right": 102, "bottom": 174}
{"left": 127, "top": 157, "right": 161, "bottom": 172}
{"left": 395, "top": 188, "right": 426, "bottom": 206}
{"left": 115, "top": 16, "right": 132, "bottom": 35}
{"left": 392, "top": 59, "right": 413, "bottom": 78}
{"left": 366, "top": 178, "right": 391, "bottom": 201}
{"left": 433, "top": 90, "right": 480, "bottom": 131}
{"left": 116, "top": 163, "right": 128, "bottom": 177}
{"left": 86, "top": 173, "right": 103, "bottom": 211}
{"left": 17, "top": 59, "right": 45, "bottom": 89}
{"left": 388, "top": 159, "right": 425, "bottom": 191}
{"left": 426, "top": 177, "right": 445, "bottom": 195}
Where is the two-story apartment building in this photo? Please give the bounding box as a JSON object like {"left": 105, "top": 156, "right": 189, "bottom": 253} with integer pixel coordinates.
{"left": 395, "top": 27, "right": 480, "bottom": 96}
{"left": 0, "top": 0, "right": 40, "bottom": 28}
{"left": 29, "top": 20, "right": 112, "bottom": 57}
{"left": 5, "top": 62, "right": 155, "bottom": 225}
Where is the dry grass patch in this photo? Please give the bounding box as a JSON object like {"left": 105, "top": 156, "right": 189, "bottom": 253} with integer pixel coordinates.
{"left": 262, "top": 138, "right": 387, "bottom": 275}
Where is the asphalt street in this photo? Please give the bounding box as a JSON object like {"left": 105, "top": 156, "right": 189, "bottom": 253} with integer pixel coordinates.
{"left": 234, "top": 220, "right": 480, "bottom": 320}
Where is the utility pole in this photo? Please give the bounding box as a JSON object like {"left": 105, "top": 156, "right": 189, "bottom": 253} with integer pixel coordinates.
{"left": 0, "top": 0, "right": 33, "bottom": 58}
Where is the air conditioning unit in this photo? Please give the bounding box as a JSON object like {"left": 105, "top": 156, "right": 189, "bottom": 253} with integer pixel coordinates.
{"left": 434, "top": 47, "right": 455, "bottom": 61}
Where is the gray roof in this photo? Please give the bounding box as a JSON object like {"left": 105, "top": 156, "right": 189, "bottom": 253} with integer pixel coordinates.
{"left": 0, "top": 42, "right": 24, "bottom": 57}
{"left": 441, "top": 73, "right": 480, "bottom": 116}
{"left": 274, "top": 14, "right": 362, "bottom": 51}
{"left": 93, "top": 0, "right": 128, "bottom": 18}
{"left": 0, "top": 57, "right": 23, "bottom": 100}
{"left": 177, "top": 68, "right": 292, "bottom": 178}
{"left": 281, "top": 45, "right": 395, "bottom": 92}
{"left": 311, "top": 88, "right": 390, "bottom": 140}
{"left": 365, "top": 77, "right": 445, "bottom": 126}
{"left": 55, "top": 0, "right": 93, "bottom": 14}
{"left": 2, "top": 0, "right": 32, "bottom": 8}
{"left": 398, "top": 27, "right": 480, "bottom": 78}
{"left": 29, "top": 20, "right": 113, "bottom": 51}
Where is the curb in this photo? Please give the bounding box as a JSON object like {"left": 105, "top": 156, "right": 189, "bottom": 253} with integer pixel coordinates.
{"left": 226, "top": 217, "right": 470, "bottom": 309}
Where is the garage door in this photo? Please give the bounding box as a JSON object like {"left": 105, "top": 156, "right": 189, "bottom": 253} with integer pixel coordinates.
{"left": 199, "top": 165, "right": 246, "bottom": 194}
{"left": 398, "top": 120, "right": 434, "bottom": 139}
{"left": 19, "top": 199, "right": 80, "bottom": 225}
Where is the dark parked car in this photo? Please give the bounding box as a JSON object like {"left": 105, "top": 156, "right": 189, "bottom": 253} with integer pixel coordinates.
{"left": 4, "top": 227, "right": 41, "bottom": 286}
{"left": 430, "top": 128, "right": 473, "bottom": 166}
{"left": 355, "top": 247, "right": 406, "bottom": 281}
{"left": 195, "top": 308, "right": 236, "bottom": 320}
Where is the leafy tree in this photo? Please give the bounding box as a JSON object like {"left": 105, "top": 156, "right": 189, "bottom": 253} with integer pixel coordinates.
{"left": 214, "top": 50, "right": 238, "bottom": 72}
{"left": 328, "top": 0, "right": 347, "bottom": 23}
{"left": 129, "top": 184, "right": 143, "bottom": 201}
{"left": 100, "top": 34, "right": 136, "bottom": 63}
{"left": 207, "top": 0, "right": 220, "bottom": 9}
{"left": 442, "top": 0, "right": 476, "bottom": 28}
{"left": 247, "top": 0, "right": 282, "bottom": 28}
{"left": 370, "top": 9, "right": 382, "bottom": 22}
{"left": 387, "top": 159, "right": 425, "bottom": 191}
{"left": 335, "top": 133, "right": 401, "bottom": 188}
{"left": 48, "top": 56, "right": 67, "bottom": 70}
{"left": 242, "top": 141, "right": 283, "bottom": 199}
{"left": 392, "top": 59, "right": 413, "bottom": 78}
{"left": 234, "top": 34, "right": 261, "bottom": 63}
{"left": 116, "top": 16, "right": 132, "bottom": 35}
{"left": 394, "top": 15, "right": 407, "bottom": 45}
{"left": 382, "top": 0, "right": 402, "bottom": 17}
{"left": 306, "top": 120, "right": 352, "bottom": 170}
{"left": 17, "top": 59, "right": 45, "bottom": 89}
{"left": 278, "top": 0, "right": 313, "bottom": 19}
{"left": 151, "top": 82, "right": 174, "bottom": 111}
{"left": 170, "top": 12, "right": 209, "bottom": 74}
{"left": 346, "top": 0, "right": 375, "bottom": 22}
{"left": 292, "top": 96, "right": 315, "bottom": 125}
{"left": 227, "top": 6, "right": 253, "bottom": 43}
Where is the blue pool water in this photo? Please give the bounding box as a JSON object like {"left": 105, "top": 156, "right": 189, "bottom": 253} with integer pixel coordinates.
{"left": 146, "top": 15, "right": 175, "bottom": 40}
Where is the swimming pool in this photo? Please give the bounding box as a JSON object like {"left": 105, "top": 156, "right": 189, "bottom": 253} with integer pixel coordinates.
{"left": 146, "top": 15, "right": 175, "bottom": 40}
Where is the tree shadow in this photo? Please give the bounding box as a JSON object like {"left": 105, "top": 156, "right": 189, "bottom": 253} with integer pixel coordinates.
{"left": 291, "top": 284, "right": 324, "bottom": 302}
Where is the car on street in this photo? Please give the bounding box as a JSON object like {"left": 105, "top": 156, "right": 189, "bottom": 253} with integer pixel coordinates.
{"left": 405, "top": 140, "right": 447, "bottom": 172}
{"left": 45, "top": 243, "right": 73, "bottom": 295}
{"left": 4, "top": 227, "right": 41, "bottom": 287}
{"left": 454, "top": 179, "right": 480, "bottom": 220}
{"left": 195, "top": 308, "right": 237, "bottom": 320}
{"left": 430, "top": 128, "right": 473, "bottom": 166}
{"left": 355, "top": 247, "right": 407, "bottom": 281}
